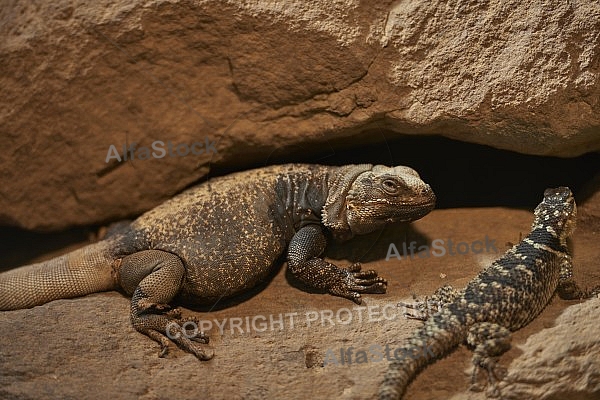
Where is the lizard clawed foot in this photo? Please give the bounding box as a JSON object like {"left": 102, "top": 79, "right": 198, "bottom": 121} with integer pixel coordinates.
{"left": 179, "top": 316, "right": 210, "bottom": 344}
{"left": 469, "top": 355, "right": 507, "bottom": 398}
{"left": 132, "top": 303, "right": 214, "bottom": 361}
{"left": 399, "top": 295, "right": 440, "bottom": 321}
{"left": 330, "top": 262, "right": 387, "bottom": 304}
{"left": 469, "top": 367, "right": 506, "bottom": 398}
{"left": 163, "top": 316, "right": 213, "bottom": 360}
{"left": 399, "top": 285, "right": 456, "bottom": 320}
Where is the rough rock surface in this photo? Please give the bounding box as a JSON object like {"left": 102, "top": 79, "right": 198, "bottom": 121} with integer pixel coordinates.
{"left": 446, "top": 301, "right": 600, "bottom": 400}
{"left": 1, "top": 0, "right": 600, "bottom": 229}
{"left": 1, "top": 195, "right": 599, "bottom": 400}
{"left": 498, "top": 297, "right": 600, "bottom": 400}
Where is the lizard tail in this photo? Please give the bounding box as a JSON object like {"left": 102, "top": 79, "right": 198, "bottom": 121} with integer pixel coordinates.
{"left": 378, "top": 311, "right": 465, "bottom": 400}
{"left": 0, "top": 237, "right": 127, "bottom": 310}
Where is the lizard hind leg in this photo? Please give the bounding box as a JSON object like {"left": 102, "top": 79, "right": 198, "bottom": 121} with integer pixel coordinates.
{"left": 118, "top": 250, "right": 213, "bottom": 360}
{"left": 467, "top": 322, "right": 511, "bottom": 398}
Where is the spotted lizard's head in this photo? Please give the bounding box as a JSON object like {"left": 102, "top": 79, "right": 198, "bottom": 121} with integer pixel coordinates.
{"left": 532, "top": 187, "right": 577, "bottom": 243}
{"left": 322, "top": 164, "right": 436, "bottom": 239}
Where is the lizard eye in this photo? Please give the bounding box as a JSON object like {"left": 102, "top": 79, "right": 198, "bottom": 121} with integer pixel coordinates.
{"left": 382, "top": 179, "right": 400, "bottom": 195}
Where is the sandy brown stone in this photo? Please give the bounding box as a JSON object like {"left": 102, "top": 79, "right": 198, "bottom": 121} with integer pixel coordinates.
{"left": 497, "top": 297, "right": 600, "bottom": 400}
{"left": 1, "top": 0, "right": 599, "bottom": 229}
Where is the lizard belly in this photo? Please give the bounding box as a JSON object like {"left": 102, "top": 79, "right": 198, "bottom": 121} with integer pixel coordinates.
{"left": 144, "top": 213, "right": 290, "bottom": 303}
{"left": 179, "top": 236, "right": 287, "bottom": 302}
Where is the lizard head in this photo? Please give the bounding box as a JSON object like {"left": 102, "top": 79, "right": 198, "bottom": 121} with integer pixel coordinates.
{"left": 532, "top": 187, "right": 577, "bottom": 242}
{"left": 323, "top": 164, "right": 436, "bottom": 239}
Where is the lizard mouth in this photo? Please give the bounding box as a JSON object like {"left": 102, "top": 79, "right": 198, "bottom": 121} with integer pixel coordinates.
{"left": 347, "top": 196, "right": 436, "bottom": 223}
{"left": 381, "top": 199, "right": 436, "bottom": 223}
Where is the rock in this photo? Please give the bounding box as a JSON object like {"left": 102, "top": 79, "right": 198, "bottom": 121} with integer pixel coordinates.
{"left": 1, "top": 0, "right": 600, "bottom": 229}
{"left": 498, "top": 297, "right": 600, "bottom": 400}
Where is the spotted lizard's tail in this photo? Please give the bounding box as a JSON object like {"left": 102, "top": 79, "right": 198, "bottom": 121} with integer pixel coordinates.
{"left": 378, "top": 310, "right": 465, "bottom": 399}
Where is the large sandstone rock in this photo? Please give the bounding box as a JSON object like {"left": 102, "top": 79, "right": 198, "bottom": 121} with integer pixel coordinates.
{"left": 1, "top": 0, "right": 599, "bottom": 229}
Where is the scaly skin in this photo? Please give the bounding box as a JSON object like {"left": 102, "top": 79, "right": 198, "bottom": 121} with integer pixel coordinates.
{"left": 0, "top": 163, "right": 435, "bottom": 359}
{"left": 379, "top": 187, "right": 600, "bottom": 399}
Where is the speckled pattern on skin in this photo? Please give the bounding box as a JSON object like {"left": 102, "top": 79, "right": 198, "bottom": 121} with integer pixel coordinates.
{"left": 0, "top": 163, "right": 435, "bottom": 359}
{"left": 379, "top": 187, "right": 600, "bottom": 400}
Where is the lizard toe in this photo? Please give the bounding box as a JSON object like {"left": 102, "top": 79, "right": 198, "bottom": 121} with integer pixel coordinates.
{"left": 351, "top": 269, "right": 379, "bottom": 279}
{"left": 347, "top": 262, "right": 362, "bottom": 272}
{"left": 329, "top": 287, "right": 363, "bottom": 304}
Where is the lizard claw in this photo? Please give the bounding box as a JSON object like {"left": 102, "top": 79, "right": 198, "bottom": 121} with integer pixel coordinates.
{"left": 399, "top": 302, "right": 429, "bottom": 321}
{"left": 329, "top": 263, "right": 388, "bottom": 303}
{"left": 180, "top": 316, "right": 210, "bottom": 344}
{"left": 399, "top": 294, "right": 442, "bottom": 321}
{"left": 399, "top": 285, "right": 457, "bottom": 320}
{"left": 470, "top": 353, "right": 508, "bottom": 398}
{"left": 164, "top": 318, "right": 214, "bottom": 360}
{"left": 347, "top": 262, "right": 362, "bottom": 273}
{"left": 132, "top": 305, "right": 214, "bottom": 361}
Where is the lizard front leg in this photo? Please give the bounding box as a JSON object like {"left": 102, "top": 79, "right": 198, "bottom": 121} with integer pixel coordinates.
{"left": 117, "top": 250, "right": 212, "bottom": 360}
{"left": 556, "top": 253, "right": 600, "bottom": 300}
{"left": 286, "top": 224, "right": 387, "bottom": 304}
